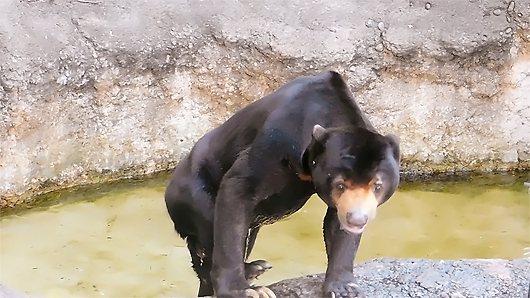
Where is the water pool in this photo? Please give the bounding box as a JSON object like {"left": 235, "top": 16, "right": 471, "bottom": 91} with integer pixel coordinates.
{"left": 1, "top": 172, "right": 528, "bottom": 297}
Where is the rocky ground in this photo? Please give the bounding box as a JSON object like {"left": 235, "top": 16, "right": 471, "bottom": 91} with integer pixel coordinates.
{"left": 267, "top": 258, "right": 530, "bottom": 298}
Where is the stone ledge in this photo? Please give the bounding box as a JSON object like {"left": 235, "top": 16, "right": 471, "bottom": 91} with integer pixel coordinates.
{"left": 266, "top": 258, "right": 530, "bottom": 298}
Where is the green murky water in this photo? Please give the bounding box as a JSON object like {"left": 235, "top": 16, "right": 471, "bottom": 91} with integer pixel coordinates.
{"left": 0, "top": 172, "right": 529, "bottom": 298}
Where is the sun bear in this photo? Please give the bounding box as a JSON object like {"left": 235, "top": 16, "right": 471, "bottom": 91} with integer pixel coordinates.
{"left": 165, "top": 70, "right": 401, "bottom": 298}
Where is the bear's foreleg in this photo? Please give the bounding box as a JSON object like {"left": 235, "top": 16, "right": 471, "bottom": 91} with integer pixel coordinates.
{"left": 322, "top": 207, "right": 365, "bottom": 298}
{"left": 210, "top": 155, "right": 276, "bottom": 298}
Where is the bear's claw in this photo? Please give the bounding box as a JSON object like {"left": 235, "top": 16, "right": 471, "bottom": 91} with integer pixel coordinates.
{"left": 244, "top": 286, "right": 276, "bottom": 298}
{"left": 327, "top": 282, "right": 364, "bottom": 298}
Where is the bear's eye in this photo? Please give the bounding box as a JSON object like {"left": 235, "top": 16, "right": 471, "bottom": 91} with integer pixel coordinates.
{"left": 373, "top": 183, "right": 383, "bottom": 192}
{"left": 335, "top": 183, "right": 345, "bottom": 191}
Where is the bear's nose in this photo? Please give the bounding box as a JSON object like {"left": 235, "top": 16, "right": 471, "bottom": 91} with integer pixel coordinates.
{"left": 346, "top": 211, "right": 368, "bottom": 228}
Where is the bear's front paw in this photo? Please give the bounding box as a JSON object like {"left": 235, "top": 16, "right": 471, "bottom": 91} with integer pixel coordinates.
{"left": 323, "top": 276, "right": 364, "bottom": 298}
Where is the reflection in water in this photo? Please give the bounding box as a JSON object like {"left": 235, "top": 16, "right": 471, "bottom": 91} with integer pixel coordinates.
{"left": 0, "top": 174, "right": 528, "bottom": 298}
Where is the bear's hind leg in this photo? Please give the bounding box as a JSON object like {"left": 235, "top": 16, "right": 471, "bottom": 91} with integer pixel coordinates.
{"left": 186, "top": 236, "right": 214, "bottom": 297}
{"left": 244, "top": 260, "right": 273, "bottom": 284}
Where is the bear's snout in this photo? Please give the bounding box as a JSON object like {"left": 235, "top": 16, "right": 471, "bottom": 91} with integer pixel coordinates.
{"left": 340, "top": 208, "right": 369, "bottom": 234}
{"left": 346, "top": 210, "right": 368, "bottom": 229}
{"left": 334, "top": 184, "right": 378, "bottom": 234}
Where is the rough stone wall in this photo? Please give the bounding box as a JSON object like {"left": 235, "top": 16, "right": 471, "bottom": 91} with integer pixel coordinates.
{"left": 1, "top": 0, "right": 529, "bottom": 207}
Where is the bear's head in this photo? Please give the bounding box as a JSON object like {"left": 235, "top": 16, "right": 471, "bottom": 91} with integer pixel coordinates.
{"left": 301, "top": 124, "right": 401, "bottom": 234}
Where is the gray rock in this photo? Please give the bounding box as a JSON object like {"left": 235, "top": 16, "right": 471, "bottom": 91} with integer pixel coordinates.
{"left": 268, "top": 258, "right": 530, "bottom": 298}
{"left": 1, "top": 0, "right": 530, "bottom": 207}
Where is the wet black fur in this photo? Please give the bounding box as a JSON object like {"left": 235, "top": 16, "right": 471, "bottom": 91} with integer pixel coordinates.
{"left": 164, "top": 70, "right": 401, "bottom": 297}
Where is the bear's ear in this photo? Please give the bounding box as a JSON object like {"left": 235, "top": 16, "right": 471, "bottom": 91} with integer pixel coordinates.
{"left": 312, "top": 124, "right": 328, "bottom": 143}
{"left": 300, "top": 124, "right": 328, "bottom": 174}
{"left": 385, "top": 133, "right": 401, "bottom": 163}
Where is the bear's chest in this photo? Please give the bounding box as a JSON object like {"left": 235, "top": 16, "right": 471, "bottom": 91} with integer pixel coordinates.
{"left": 250, "top": 183, "right": 314, "bottom": 228}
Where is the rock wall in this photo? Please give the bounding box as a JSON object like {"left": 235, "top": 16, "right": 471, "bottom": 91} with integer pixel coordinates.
{"left": 1, "top": 0, "right": 529, "bottom": 207}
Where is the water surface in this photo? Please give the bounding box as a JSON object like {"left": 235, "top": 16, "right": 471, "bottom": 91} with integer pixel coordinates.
{"left": 0, "top": 173, "right": 528, "bottom": 297}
